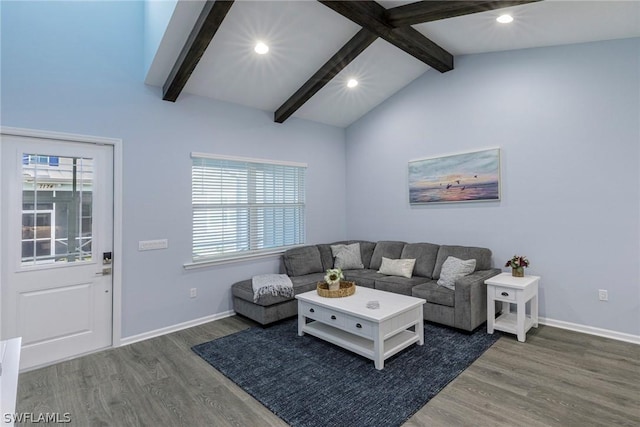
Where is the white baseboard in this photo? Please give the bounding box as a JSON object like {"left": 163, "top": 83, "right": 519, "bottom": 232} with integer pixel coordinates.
{"left": 120, "top": 310, "right": 236, "bottom": 346}
{"left": 119, "top": 312, "right": 639, "bottom": 348}
{"left": 539, "top": 317, "right": 640, "bottom": 345}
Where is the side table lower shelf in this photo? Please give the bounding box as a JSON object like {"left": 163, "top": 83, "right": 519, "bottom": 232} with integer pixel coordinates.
{"left": 493, "top": 312, "right": 536, "bottom": 336}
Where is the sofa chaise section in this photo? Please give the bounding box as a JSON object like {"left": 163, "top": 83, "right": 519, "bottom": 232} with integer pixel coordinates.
{"left": 231, "top": 245, "right": 327, "bottom": 325}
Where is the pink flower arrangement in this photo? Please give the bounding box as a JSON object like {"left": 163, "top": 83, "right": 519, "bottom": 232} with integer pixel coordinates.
{"left": 505, "top": 255, "right": 530, "bottom": 269}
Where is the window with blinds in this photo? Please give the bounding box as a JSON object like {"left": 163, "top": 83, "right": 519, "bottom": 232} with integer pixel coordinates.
{"left": 191, "top": 153, "right": 306, "bottom": 263}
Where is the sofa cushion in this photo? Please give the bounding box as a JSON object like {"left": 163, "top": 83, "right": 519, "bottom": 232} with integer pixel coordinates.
{"left": 437, "top": 256, "right": 476, "bottom": 290}
{"left": 374, "top": 276, "right": 429, "bottom": 296}
{"left": 377, "top": 257, "right": 416, "bottom": 278}
{"left": 401, "top": 242, "right": 439, "bottom": 278}
{"left": 412, "top": 281, "right": 455, "bottom": 307}
{"left": 317, "top": 241, "right": 347, "bottom": 271}
{"left": 348, "top": 240, "right": 376, "bottom": 269}
{"left": 432, "top": 245, "right": 492, "bottom": 279}
{"left": 331, "top": 243, "right": 365, "bottom": 270}
{"left": 290, "top": 273, "right": 325, "bottom": 293}
{"left": 343, "top": 269, "right": 386, "bottom": 288}
{"left": 283, "top": 245, "right": 324, "bottom": 276}
{"left": 369, "top": 241, "right": 406, "bottom": 270}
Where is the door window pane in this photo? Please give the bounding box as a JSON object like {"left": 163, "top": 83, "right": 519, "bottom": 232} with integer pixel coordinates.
{"left": 21, "top": 154, "right": 93, "bottom": 265}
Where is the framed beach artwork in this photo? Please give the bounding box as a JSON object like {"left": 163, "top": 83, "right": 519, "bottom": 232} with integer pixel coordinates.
{"left": 408, "top": 148, "right": 501, "bottom": 204}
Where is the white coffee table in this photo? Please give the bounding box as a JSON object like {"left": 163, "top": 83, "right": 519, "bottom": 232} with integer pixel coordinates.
{"left": 296, "top": 286, "right": 426, "bottom": 370}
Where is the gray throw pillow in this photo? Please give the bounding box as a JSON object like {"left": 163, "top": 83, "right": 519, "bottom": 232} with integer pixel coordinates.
{"left": 436, "top": 256, "right": 476, "bottom": 290}
{"left": 331, "top": 243, "right": 364, "bottom": 270}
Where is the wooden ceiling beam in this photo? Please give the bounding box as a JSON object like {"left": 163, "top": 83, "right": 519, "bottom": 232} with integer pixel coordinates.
{"left": 319, "top": 1, "right": 453, "bottom": 73}
{"left": 276, "top": 0, "right": 540, "bottom": 123}
{"left": 162, "top": 0, "right": 234, "bottom": 102}
{"left": 274, "top": 29, "right": 378, "bottom": 124}
{"left": 386, "top": 1, "right": 541, "bottom": 27}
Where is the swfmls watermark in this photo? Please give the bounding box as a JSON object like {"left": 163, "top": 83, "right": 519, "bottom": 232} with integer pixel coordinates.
{"left": 3, "top": 412, "right": 71, "bottom": 424}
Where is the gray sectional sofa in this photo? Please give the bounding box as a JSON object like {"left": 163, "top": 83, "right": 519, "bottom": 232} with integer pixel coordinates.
{"left": 231, "top": 240, "right": 501, "bottom": 331}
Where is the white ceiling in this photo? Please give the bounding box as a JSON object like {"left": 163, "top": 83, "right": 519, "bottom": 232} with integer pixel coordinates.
{"left": 146, "top": 0, "right": 640, "bottom": 128}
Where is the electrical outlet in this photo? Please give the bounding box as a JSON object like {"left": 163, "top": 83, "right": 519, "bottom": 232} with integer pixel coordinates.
{"left": 598, "top": 289, "right": 608, "bottom": 301}
{"left": 190, "top": 288, "right": 197, "bottom": 298}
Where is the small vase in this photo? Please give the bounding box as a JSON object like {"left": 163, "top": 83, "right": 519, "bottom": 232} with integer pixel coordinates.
{"left": 512, "top": 267, "right": 525, "bottom": 277}
{"left": 328, "top": 282, "right": 340, "bottom": 291}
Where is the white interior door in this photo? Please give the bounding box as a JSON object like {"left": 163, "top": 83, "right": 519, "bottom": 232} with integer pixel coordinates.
{"left": 1, "top": 133, "right": 113, "bottom": 370}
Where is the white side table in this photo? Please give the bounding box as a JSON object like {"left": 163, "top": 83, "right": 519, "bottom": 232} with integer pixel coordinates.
{"left": 485, "top": 273, "right": 539, "bottom": 342}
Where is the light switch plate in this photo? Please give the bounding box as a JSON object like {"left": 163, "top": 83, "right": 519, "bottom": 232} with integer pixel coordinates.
{"left": 138, "top": 239, "right": 168, "bottom": 251}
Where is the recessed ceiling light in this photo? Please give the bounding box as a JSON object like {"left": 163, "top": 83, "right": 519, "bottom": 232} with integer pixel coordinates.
{"left": 254, "top": 42, "right": 269, "bottom": 55}
{"left": 347, "top": 79, "right": 358, "bottom": 88}
{"left": 496, "top": 14, "right": 514, "bottom": 24}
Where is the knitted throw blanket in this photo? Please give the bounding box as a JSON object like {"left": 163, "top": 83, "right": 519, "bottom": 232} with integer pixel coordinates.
{"left": 252, "top": 274, "right": 294, "bottom": 303}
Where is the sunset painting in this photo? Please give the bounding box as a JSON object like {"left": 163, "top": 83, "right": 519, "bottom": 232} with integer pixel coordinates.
{"left": 409, "top": 148, "right": 501, "bottom": 204}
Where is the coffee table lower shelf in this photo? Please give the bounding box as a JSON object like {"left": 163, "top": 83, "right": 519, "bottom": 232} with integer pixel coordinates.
{"left": 301, "top": 321, "right": 420, "bottom": 368}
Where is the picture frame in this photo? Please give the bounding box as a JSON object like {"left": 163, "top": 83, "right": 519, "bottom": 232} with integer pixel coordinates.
{"left": 408, "top": 148, "right": 501, "bottom": 204}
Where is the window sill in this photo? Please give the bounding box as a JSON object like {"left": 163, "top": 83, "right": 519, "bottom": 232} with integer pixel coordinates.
{"left": 183, "top": 248, "right": 298, "bottom": 270}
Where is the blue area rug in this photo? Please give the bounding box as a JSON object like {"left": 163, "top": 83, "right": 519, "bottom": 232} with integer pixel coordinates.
{"left": 192, "top": 319, "right": 500, "bottom": 427}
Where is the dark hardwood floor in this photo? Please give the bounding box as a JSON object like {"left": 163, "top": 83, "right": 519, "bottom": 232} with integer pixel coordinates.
{"left": 17, "top": 316, "right": 640, "bottom": 426}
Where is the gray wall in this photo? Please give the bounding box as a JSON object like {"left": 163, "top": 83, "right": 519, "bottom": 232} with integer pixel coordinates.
{"left": 345, "top": 38, "right": 640, "bottom": 336}
{"left": 1, "top": 1, "right": 347, "bottom": 338}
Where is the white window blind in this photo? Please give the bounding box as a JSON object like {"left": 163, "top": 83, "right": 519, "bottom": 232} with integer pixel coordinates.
{"left": 191, "top": 154, "right": 306, "bottom": 262}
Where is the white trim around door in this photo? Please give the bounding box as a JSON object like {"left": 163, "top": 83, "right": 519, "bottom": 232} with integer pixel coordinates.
{"left": 0, "top": 127, "right": 123, "bottom": 359}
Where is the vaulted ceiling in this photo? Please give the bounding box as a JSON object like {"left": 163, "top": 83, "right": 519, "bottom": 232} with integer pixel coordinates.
{"left": 145, "top": 1, "right": 640, "bottom": 127}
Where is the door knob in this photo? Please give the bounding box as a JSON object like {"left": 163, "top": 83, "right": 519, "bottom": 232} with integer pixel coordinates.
{"left": 96, "top": 268, "right": 112, "bottom": 276}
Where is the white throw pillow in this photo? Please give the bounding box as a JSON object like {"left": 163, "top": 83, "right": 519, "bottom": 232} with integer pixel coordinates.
{"left": 437, "top": 256, "right": 476, "bottom": 290}
{"left": 331, "top": 243, "right": 364, "bottom": 270}
{"left": 377, "top": 257, "right": 416, "bottom": 278}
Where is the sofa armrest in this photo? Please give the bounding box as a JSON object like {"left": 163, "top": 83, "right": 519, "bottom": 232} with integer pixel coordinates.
{"left": 453, "top": 268, "right": 502, "bottom": 331}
